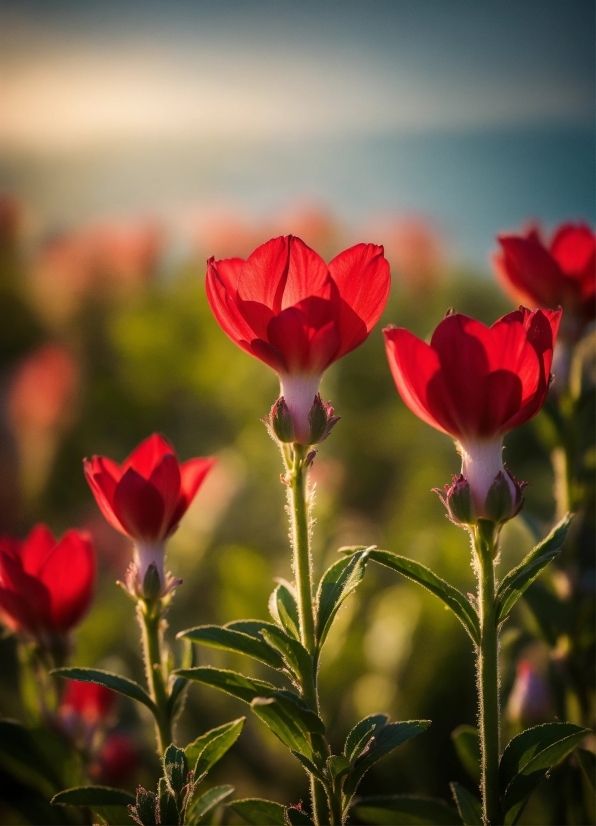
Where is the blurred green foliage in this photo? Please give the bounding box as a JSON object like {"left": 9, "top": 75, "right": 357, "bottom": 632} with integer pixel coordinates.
{"left": 0, "top": 207, "right": 592, "bottom": 824}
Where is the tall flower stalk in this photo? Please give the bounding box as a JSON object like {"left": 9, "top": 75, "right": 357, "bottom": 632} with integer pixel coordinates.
{"left": 363, "top": 306, "right": 590, "bottom": 826}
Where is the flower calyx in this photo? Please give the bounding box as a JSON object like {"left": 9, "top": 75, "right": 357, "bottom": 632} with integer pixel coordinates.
{"left": 266, "top": 393, "right": 340, "bottom": 447}
{"left": 435, "top": 469, "right": 527, "bottom": 532}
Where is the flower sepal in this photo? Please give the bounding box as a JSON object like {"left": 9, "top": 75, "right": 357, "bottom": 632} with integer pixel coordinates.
{"left": 266, "top": 393, "right": 340, "bottom": 447}
{"left": 307, "top": 394, "right": 340, "bottom": 445}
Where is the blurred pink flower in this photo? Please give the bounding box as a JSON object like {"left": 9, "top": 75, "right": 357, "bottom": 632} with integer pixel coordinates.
{"left": 506, "top": 659, "right": 552, "bottom": 725}
{"left": 366, "top": 214, "right": 446, "bottom": 290}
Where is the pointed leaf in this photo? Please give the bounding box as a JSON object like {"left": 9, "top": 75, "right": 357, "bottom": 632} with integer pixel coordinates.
{"left": 52, "top": 667, "right": 158, "bottom": 716}
{"left": 285, "top": 805, "right": 315, "bottom": 825}
{"left": 158, "top": 776, "right": 179, "bottom": 825}
{"left": 251, "top": 696, "right": 314, "bottom": 759}
{"left": 52, "top": 785, "right": 136, "bottom": 807}
{"left": 229, "top": 798, "right": 287, "bottom": 825}
{"left": 496, "top": 514, "right": 572, "bottom": 623}
{"left": 326, "top": 754, "right": 351, "bottom": 783}
{"left": 187, "top": 784, "right": 234, "bottom": 824}
{"left": 260, "top": 625, "right": 313, "bottom": 686}
{"left": 576, "top": 748, "right": 595, "bottom": 793}
{"left": 450, "top": 783, "right": 482, "bottom": 826}
{"left": 163, "top": 744, "right": 188, "bottom": 797}
{"left": 344, "top": 714, "right": 389, "bottom": 764}
{"left": 451, "top": 725, "right": 480, "bottom": 783}
{"left": 352, "top": 794, "right": 462, "bottom": 825}
{"left": 269, "top": 582, "right": 301, "bottom": 641}
{"left": 177, "top": 624, "right": 283, "bottom": 669}
{"left": 316, "top": 550, "right": 370, "bottom": 647}
{"left": 500, "top": 723, "right": 589, "bottom": 823}
{"left": 290, "top": 750, "right": 327, "bottom": 783}
{"left": 344, "top": 721, "right": 430, "bottom": 799}
{"left": 175, "top": 666, "right": 275, "bottom": 704}
{"left": 368, "top": 550, "right": 480, "bottom": 644}
{"left": 185, "top": 718, "right": 245, "bottom": 781}
{"left": 130, "top": 787, "right": 158, "bottom": 826}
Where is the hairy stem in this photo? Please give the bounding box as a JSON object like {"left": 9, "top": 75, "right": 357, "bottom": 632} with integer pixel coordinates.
{"left": 138, "top": 600, "right": 172, "bottom": 754}
{"left": 475, "top": 529, "right": 502, "bottom": 826}
{"left": 286, "top": 444, "right": 329, "bottom": 825}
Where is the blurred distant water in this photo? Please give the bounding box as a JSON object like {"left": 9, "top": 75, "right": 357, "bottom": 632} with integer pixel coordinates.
{"left": 1, "top": 125, "right": 593, "bottom": 268}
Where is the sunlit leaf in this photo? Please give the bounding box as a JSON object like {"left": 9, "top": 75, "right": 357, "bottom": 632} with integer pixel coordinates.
{"left": 175, "top": 666, "right": 275, "bottom": 704}
{"left": 51, "top": 785, "right": 136, "bottom": 807}
{"left": 496, "top": 514, "right": 572, "bottom": 624}
{"left": 52, "top": 667, "right": 158, "bottom": 716}
{"left": 177, "top": 623, "right": 283, "bottom": 669}
{"left": 344, "top": 714, "right": 389, "bottom": 764}
{"left": 368, "top": 550, "right": 480, "bottom": 644}
{"left": 500, "top": 722, "right": 589, "bottom": 824}
{"left": 229, "top": 797, "right": 287, "bottom": 825}
{"left": 316, "top": 550, "right": 370, "bottom": 648}
{"left": 285, "top": 804, "right": 315, "bottom": 825}
{"left": 260, "top": 624, "right": 313, "bottom": 686}
{"left": 163, "top": 744, "right": 188, "bottom": 797}
{"left": 185, "top": 718, "right": 245, "bottom": 781}
{"left": 187, "top": 784, "right": 234, "bottom": 824}
{"left": 269, "top": 581, "right": 301, "bottom": 641}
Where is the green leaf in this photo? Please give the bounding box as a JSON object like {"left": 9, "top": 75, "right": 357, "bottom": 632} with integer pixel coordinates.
{"left": 163, "top": 745, "right": 188, "bottom": 797}
{"left": 177, "top": 623, "right": 284, "bottom": 670}
{"left": 496, "top": 513, "right": 572, "bottom": 624}
{"left": 52, "top": 667, "right": 158, "bottom": 716}
{"left": 175, "top": 666, "right": 276, "bottom": 704}
{"left": 130, "top": 787, "right": 158, "bottom": 826}
{"left": 269, "top": 581, "right": 301, "bottom": 641}
{"left": 187, "top": 785, "right": 234, "bottom": 824}
{"left": 352, "top": 794, "right": 462, "bottom": 825}
{"left": 368, "top": 550, "right": 480, "bottom": 645}
{"left": 500, "top": 722, "right": 590, "bottom": 823}
{"left": 316, "top": 551, "right": 370, "bottom": 648}
{"left": 251, "top": 696, "right": 315, "bottom": 759}
{"left": 326, "top": 754, "right": 351, "bottom": 783}
{"left": 229, "top": 797, "right": 287, "bottom": 825}
{"left": 450, "top": 783, "right": 482, "bottom": 826}
{"left": 158, "top": 776, "right": 179, "bottom": 825}
{"left": 52, "top": 785, "right": 136, "bottom": 807}
{"left": 260, "top": 625, "right": 313, "bottom": 686}
{"left": 344, "top": 720, "right": 430, "bottom": 799}
{"left": 285, "top": 805, "right": 315, "bottom": 825}
{"left": 344, "top": 714, "right": 389, "bottom": 764}
{"left": 576, "top": 748, "right": 595, "bottom": 793}
{"left": 451, "top": 725, "right": 480, "bottom": 783}
{"left": 185, "top": 718, "right": 245, "bottom": 781}
{"left": 290, "top": 750, "right": 327, "bottom": 783}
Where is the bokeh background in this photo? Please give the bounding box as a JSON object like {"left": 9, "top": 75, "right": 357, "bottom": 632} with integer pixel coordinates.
{"left": 0, "top": 1, "right": 594, "bottom": 824}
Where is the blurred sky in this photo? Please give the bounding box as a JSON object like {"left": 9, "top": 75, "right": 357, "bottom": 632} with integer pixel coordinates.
{"left": 0, "top": 0, "right": 594, "bottom": 264}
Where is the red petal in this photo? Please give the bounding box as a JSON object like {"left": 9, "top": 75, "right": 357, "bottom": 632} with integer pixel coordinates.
{"left": 41, "top": 530, "right": 96, "bottom": 632}
{"left": 383, "top": 326, "right": 447, "bottom": 434}
{"left": 550, "top": 223, "right": 596, "bottom": 280}
{"left": 206, "top": 257, "right": 259, "bottom": 344}
{"left": 279, "top": 237, "right": 330, "bottom": 310}
{"left": 84, "top": 457, "right": 127, "bottom": 535}
{"left": 249, "top": 338, "right": 288, "bottom": 372}
{"left": 148, "top": 454, "right": 182, "bottom": 537}
{"left": 209, "top": 257, "right": 245, "bottom": 295}
{"left": 113, "top": 469, "right": 166, "bottom": 541}
{"left": 122, "top": 434, "right": 175, "bottom": 478}
{"left": 20, "top": 524, "right": 56, "bottom": 576}
{"left": 328, "top": 243, "right": 391, "bottom": 333}
{"left": 496, "top": 235, "right": 564, "bottom": 308}
{"left": 0, "top": 554, "right": 52, "bottom": 633}
{"left": 168, "top": 457, "right": 216, "bottom": 533}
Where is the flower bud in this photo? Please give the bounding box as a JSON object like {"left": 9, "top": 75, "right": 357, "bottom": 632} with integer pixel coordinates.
{"left": 506, "top": 659, "right": 552, "bottom": 725}
{"left": 269, "top": 397, "right": 296, "bottom": 443}
{"left": 434, "top": 475, "right": 475, "bottom": 526}
{"left": 307, "top": 394, "right": 340, "bottom": 445}
{"left": 484, "top": 470, "right": 526, "bottom": 524}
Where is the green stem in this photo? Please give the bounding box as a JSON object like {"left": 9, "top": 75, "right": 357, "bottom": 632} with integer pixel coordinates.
{"left": 287, "top": 444, "right": 329, "bottom": 826}
{"left": 138, "top": 600, "right": 172, "bottom": 754}
{"left": 475, "top": 528, "right": 501, "bottom": 826}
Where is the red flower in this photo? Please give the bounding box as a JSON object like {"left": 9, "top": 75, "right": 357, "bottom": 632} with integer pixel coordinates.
{"left": 0, "top": 525, "right": 95, "bottom": 641}
{"left": 207, "top": 235, "right": 390, "bottom": 443}
{"left": 494, "top": 223, "right": 595, "bottom": 335}
{"left": 60, "top": 679, "right": 118, "bottom": 729}
{"left": 91, "top": 732, "right": 140, "bottom": 786}
{"left": 384, "top": 308, "right": 561, "bottom": 517}
{"left": 84, "top": 434, "right": 215, "bottom": 595}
